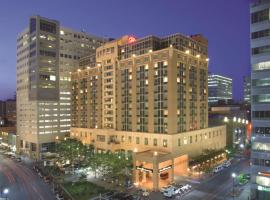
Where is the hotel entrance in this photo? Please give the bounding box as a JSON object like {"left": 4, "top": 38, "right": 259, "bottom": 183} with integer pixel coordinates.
{"left": 133, "top": 150, "right": 188, "bottom": 191}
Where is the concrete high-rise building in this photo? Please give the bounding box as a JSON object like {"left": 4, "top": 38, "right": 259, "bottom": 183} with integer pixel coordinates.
{"left": 208, "top": 73, "right": 232, "bottom": 105}
{"left": 71, "top": 34, "right": 226, "bottom": 190}
{"left": 244, "top": 75, "right": 251, "bottom": 104}
{"left": 16, "top": 16, "right": 105, "bottom": 159}
{"left": 250, "top": 1, "right": 270, "bottom": 199}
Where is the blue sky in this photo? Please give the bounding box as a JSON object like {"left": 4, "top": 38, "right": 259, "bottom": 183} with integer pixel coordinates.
{"left": 0, "top": 0, "right": 250, "bottom": 100}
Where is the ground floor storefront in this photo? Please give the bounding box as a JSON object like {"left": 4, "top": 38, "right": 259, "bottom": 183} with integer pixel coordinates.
{"left": 133, "top": 150, "right": 188, "bottom": 191}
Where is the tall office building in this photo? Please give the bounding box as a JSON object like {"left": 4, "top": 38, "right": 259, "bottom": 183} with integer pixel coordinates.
{"left": 16, "top": 16, "right": 105, "bottom": 159}
{"left": 250, "top": 1, "right": 270, "bottom": 199}
{"left": 208, "top": 73, "right": 232, "bottom": 105}
{"left": 71, "top": 34, "right": 226, "bottom": 190}
{"left": 244, "top": 75, "right": 251, "bottom": 104}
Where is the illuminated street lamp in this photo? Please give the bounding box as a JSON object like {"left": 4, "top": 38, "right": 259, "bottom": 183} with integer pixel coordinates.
{"left": 3, "top": 188, "right": 8, "bottom": 200}
{"left": 3, "top": 189, "right": 8, "bottom": 194}
{"left": 224, "top": 116, "right": 229, "bottom": 123}
{"left": 238, "top": 118, "right": 241, "bottom": 123}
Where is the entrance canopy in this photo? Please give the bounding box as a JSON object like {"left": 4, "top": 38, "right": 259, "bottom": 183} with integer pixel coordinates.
{"left": 133, "top": 150, "right": 188, "bottom": 191}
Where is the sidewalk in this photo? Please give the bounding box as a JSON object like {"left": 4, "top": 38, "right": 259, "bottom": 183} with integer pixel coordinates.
{"left": 228, "top": 184, "right": 250, "bottom": 200}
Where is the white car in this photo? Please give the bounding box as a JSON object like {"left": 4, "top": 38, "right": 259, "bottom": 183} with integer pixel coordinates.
{"left": 223, "top": 160, "right": 231, "bottom": 168}
{"left": 213, "top": 165, "right": 224, "bottom": 173}
{"left": 163, "top": 186, "right": 179, "bottom": 197}
{"left": 180, "top": 184, "right": 192, "bottom": 193}
{"left": 160, "top": 185, "right": 173, "bottom": 193}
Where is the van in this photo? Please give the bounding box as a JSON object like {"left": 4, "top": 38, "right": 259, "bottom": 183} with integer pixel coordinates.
{"left": 213, "top": 165, "right": 223, "bottom": 173}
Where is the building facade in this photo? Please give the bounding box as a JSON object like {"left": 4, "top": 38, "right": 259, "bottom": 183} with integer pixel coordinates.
{"left": 250, "top": 1, "right": 270, "bottom": 199}
{"left": 244, "top": 76, "right": 251, "bottom": 104}
{"left": 0, "top": 99, "right": 16, "bottom": 126}
{"left": 208, "top": 104, "right": 250, "bottom": 148}
{"left": 16, "top": 16, "right": 105, "bottom": 159}
{"left": 208, "top": 73, "right": 232, "bottom": 105}
{"left": 71, "top": 34, "right": 226, "bottom": 190}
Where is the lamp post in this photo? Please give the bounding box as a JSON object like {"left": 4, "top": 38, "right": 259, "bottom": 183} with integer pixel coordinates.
{"left": 3, "top": 188, "right": 8, "bottom": 200}
{"left": 232, "top": 173, "right": 236, "bottom": 199}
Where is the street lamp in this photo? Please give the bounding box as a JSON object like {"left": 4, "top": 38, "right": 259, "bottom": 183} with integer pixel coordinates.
{"left": 233, "top": 117, "right": 237, "bottom": 122}
{"left": 3, "top": 188, "right": 8, "bottom": 200}
{"left": 232, "top": 173, "right": 236, "bottom": 199}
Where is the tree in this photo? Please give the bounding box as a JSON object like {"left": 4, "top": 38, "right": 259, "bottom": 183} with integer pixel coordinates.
{"left": 55, "top": 138, "right": 88, "bottom": 172}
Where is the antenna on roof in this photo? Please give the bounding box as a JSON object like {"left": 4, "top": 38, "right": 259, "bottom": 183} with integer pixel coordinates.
{"left": 81, "top": 28, "right": 86, "bottom": 33}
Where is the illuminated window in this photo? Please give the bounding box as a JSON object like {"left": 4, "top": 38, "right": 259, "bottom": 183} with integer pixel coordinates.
{"left": 50, "top": 75, "right": 56, "bottom": 81}
{"left": 163, "top": 139, "right": 168, "bottom": 147}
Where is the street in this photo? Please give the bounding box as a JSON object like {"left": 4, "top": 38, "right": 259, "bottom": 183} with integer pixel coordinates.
{"left": 182, "top": 157, "right": 250, "bottom": 200}
{"left": 0, "top": 154, "right": 55, "bottom": 200}
{"left": 150, "top": 157, "right": 250, "bottom": 200}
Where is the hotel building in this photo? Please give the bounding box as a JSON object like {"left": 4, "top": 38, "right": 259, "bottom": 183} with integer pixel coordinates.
{"left": 208, "top": 73, "right": 233, "bottom": 105}
{"left": 250, "top": 0, "right": 270, "bottom": 199}
{"left": 71, "top": 34, "right": 226, "bottom": 190}
{"left": 16, "top": 16, "right": 105, "bottom": 159}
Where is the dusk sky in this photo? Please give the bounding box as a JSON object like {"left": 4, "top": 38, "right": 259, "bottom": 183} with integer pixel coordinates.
{"left": 0, "top": 0, "right": 250, "bottom": 100}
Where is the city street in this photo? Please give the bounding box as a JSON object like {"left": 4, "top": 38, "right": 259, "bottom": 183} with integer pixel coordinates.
{"left": 182, "top": 157, "right": 250, "bottom": 200}
{"left": 0, "top": 154, "right": 55, "bottom": 200}
{"left": 150, "top": 157, "right": 250, "bottom": 200}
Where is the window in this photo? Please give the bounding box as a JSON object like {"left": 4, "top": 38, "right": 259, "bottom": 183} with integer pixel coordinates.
{"left": 190, "top": 136, "right": 192, "bottom": 144}
{"left": 153, "top": 138, "right": 157, "bottom": 146}
{"left": 253, "top": 94, "right": 270, "bottom": 103}
{"left": 40, "top": 50, "right": 56, "bottom": 57}
{"left": 40, "top": 20, "right": 56, "bottom": 34}
{"left": 251, "top": 9, "right": 269, "bottom": 24}
{"left": 128, "top": 136, "right": 132, "bottom": 143}
{"left": 252, "top": 45, "right": 270, "bottom": 55}
{"left": 136, "top": 137, "right": 140, "bottom": 144}
{"left": 252, "top": 29, "right": 270, "bottom": 39}
{"left": 163, "top": 139, "right": 168, "bottom": 147}
{"left": 30, "top": 18, "right": 36, "bottom": 33}
{"left": 253, "top": 142, "right": 270, "bottom": 152}
{"left": 50, "top": 75, "right": 56, "bottom": 81}
{"left": 253, "top": 111, "right": 270, "bottom": 119}
{"left": 253, "top": 78, "right": 270, "bottom": 87}
{"left": 178, "top": 138, "right": 181, "bottom": 146}
{"left": 144, "top": 138, "right": 148, "bottom": 145}
{"left": 253, "top": 61, "right": 270, "bottom": 71}
{"left": 253, "top": 158, "right": 270, "bottom": 167}
{"left": 97, "top": 135, "right": 105, "bottom": 142}
{"left": 255, "top": 127, "right": 270, "bottom": 135}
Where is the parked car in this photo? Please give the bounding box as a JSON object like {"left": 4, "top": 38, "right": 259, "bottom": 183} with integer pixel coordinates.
{"left": 160, "top": 185, "right": 173, "bottom": 193}
{"left": 223, "top": 160, "right": 231, "bottom": 168}
{"left": 163, "top": 186, "right": 179, "bottom": 198}
{"left": 213, "top": 165, "right": 224, "bottom": 173}
{"left": 180, "top": 184, "right": 192, "bottom": 192}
